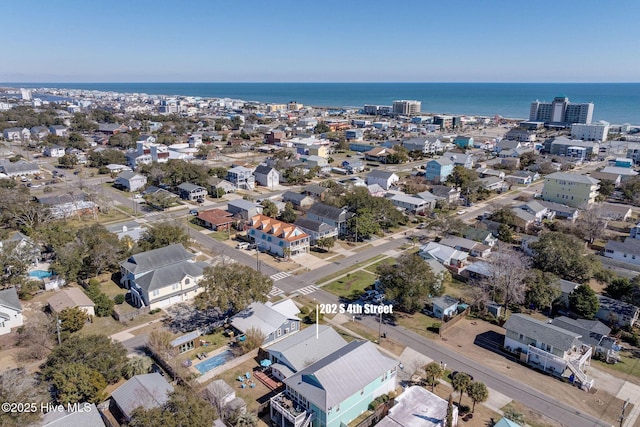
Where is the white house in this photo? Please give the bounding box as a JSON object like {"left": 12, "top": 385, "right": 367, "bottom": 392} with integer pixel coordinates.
{"left": 254, "top": 165, "right": 280, "bottom": 189}
{"left": 248, "top": 214, "right": 310, "bottom": 257}
{"left": 115, "top": 171, "right": 147, "bottom": 192}
{"left": 366, "top": 170, "right": 399, "bottom": 190}
{"left": 604, "top": 238, "right": 640, "bottom": 266}
{"left": 48, "top": 287, "right": 96, "bottom": 317}
{"left": 0, "top": 288, "right": 23, "bottom": 335}
{"left": 419, "top": 242, "right": 468, "bottom": 269}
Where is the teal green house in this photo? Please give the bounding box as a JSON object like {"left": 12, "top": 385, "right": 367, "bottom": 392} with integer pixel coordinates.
{"left": 270, "top": 341, "right": 398, "bottom": 427}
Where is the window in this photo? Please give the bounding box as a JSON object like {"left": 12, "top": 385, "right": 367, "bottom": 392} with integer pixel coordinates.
{"left": 291, "top": 323, "right": 296, "bottom": 330}
{"left": 277, "top": 329, "right": 282, "bottom": 337}
{"left": 185, "top": 278, "right": 190, "bottom": 285}
{"left": 152, "top": 289, "right": 160, "bottom": 297}
{"left": 172, "top": 283, "right": 179, "bottom": 290}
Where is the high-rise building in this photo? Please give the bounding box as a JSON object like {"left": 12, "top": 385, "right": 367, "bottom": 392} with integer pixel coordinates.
{"left": 392, "top": 100, "right": 421, "bottom": 116}
{"left": 20, "top": 88, "right": 31, "bottom": 101}
{"left": 529, "top": 96, "right": 594, "bottom": 126}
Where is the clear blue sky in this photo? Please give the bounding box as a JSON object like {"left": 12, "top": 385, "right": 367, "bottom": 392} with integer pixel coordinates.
{"left": 2, "top": 0, "right": 639, "bottom": 82}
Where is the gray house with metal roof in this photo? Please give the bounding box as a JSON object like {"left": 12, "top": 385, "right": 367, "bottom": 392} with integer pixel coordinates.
{"left": 294, "top": 218, "right": 337, "bottom": 244}
{"left": 119, "top": 244, "right": 208, "bottom": 309}
{"left": 231, "top": 301, "right": 300, "bottom": 346}
{"left": 267, "top": 325, "right": 347, "bottom": 380}
{"left": 270, "top": 340, "right": 398, "bottom": 427}
{"left": 111, "top": 373, "right": 174, "bottom": 422}
{"left": 177, "top": 182, "right": 207, "bottom": 201}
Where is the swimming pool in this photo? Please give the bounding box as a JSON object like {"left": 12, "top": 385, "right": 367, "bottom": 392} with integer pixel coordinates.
{"left": 29, "top": 270, "right": 53, "bottom": 279}
{"left": 195, "top": 349, "right": 235, "bottom": 374}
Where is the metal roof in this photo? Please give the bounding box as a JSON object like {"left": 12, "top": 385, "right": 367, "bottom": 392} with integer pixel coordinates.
{"left": 503, "top": 313, "right": 581, "bottom": 352}
{"left": 111, "top": 373, "right": 174, "bottom": 419}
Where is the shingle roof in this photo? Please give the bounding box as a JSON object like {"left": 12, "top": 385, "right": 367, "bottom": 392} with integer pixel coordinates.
{"left": 41, "top": 403, "right": 105, "bottom": 427}
{"left": 307, "top": 203, "right": 348, "bottom": 221}
{"left": 267, "top": 325, "right": 347, "bottom": 372}
{"left": 284, "top": 341, "right": 397, "bottom": 411}
{"left": 177, "top": 182, "right": 206, "bottom": 192}
{"left": 47, "top": 288, "right": 94, "bottom": 312}
{"left": 605, "top": 238, "right": 640, "bottom": 257}
{"left": 254, "top": 165, "right": 276, "bottom": 175}
{"left": 503, "top": 313, "right": 582, "bottom": 352}
{"left": 367, "top": 170, "right": 397, "bottom": 180}
{"left": 197, "top": 208, "right": 233, "bottom": 225}
{"left": 121, "top": 244, "right": 194, "bottom": 275}
{"left": 111, "top": 373, "right": 174, "bottom": 419}
{"left": 294, "top": 218, "right": 334, "bottom": 233}
{"left": 597, "top": 295, "right": 640, "bottom": 318}
{"left": 0, "top": 288, "right": 21, "bottom": 313}
{"left": 551, "top": 316, "right": 610, "bottom": 348}
{"left": 135, "top": 260, "right": 207, "bottom": 292}
{"left": 545, "top": 172, "right": 600, "bottom": 185}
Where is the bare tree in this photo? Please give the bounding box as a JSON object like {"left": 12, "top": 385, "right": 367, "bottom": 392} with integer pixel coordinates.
{"left": 576, "top": 203, "right": 606, "bottom": 244}
{"left": 15, "top": 312, "right": 56, "bottom": 361}
{"left": 488, "top": 244, "right": 531, "bottom": 313}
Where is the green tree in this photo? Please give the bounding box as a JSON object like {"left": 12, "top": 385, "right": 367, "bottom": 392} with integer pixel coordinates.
{"left": 377, "top": 253, "right": 440, "bottom": 313}
{"left": 58, "top": 307, "right": 87, "bottom": 332}
{"left": 491, "top": 207, "right": 517, "bottom": 228}
{"left": 347, "top": 209, "right": 380, "bottom": 241}
{"left": 503, "top": 407, "right": 525, "bottom": 425}
{"left": 137, "top": 223, "right": 189, "bottom": 252}
{"left": 235, "top": 412, "right": 259, "bottom": 427}
{"left": 497, "top": 223, "right": 514, "bottom": 242}
{"left": 446, "top": 395, "right": 454, "bottom": 427}
{"left": 531, "top": 232, "right": 595, "bottom": 283}
{"left": 57, "top": 153, "right": 78, "bottom": 168}
{"left": 196, "top": 263, "right": 273, "bottom": 312}
{"left": 598, "top": 179, "right": 615, "bottom": 198}
{"left": 569, "top": 284, "right": 600, "bottom": 319}
{"left": 278, "top": 202, "right": 297, "bottom": 223}
{"left": 467, "top": 381, "right": 489, "bottom": 413}
{"left": 316, "top": 236, "right": 336, "bottom": 252}
{"left": 446, "top": 165, "right": 479, "bottom": 201}
{"left": 122, "top": 356, "right": 153, "bottom": 379}
{"left": 452, "top": 372, "right": 472, "bottom": 407}
{"left": 43, "top": 334, "right": 127, "bottom": 384}
{"left": 604, "top": 277, "right": 633, "bottom": 300}
{"left": 85, "top": 281, "right": 115, "bottom": 317}
{"left": 519, "top": 151, "right": 537, "bottom": 169}
{"left": 314, "top": 122, "right": 330, "bottom": 134}
{"left": 423, "top": 361, "right": 444, "bottom": 392}
{"left": 50, "top": 362, "right": 107, "bottom": 404}
{"left": 261, "top": 199, "right": 278, "bottom": 218}
{"left": 525, "top": 270, "right": 561, "bottom": 312}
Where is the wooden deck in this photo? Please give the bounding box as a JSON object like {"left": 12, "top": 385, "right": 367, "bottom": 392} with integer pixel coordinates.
{"left": 254, "top": 369, "right": 283, "bottom": 391}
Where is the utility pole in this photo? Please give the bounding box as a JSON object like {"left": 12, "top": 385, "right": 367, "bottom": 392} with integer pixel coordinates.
{"left": 256, "top": 244, "right": 260, "bottom": 272}
{"left": 56, "top": 315, "right": 62, "bottom": 345}
{"left": 378, "top": 310, "right": 383, "bottom": 342}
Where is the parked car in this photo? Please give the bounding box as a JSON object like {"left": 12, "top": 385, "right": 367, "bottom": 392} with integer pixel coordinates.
{"left": 189, "top": 209, "right": 199, "bottom": 215}
{"left": 236, "top": 242, "right": 250, "bottom": 250}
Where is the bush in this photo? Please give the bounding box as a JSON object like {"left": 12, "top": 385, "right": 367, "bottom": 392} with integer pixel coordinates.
{"left": 150, "top": 308, "right": 162, "bottom": 315}
{"left": 114, "top": 294, "right": 126, "bottom": 305}
{"left": 368, "top": 393, "right": 391, "bottom": 410}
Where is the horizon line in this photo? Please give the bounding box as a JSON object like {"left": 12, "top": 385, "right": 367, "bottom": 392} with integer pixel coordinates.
{"left": 2, "top": 81, "right": 640, "bottom": 85}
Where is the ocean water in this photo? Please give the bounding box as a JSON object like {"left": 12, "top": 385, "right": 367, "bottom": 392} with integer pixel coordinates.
{"left": 5, "top": 82, "right": 640, "bottom": 124}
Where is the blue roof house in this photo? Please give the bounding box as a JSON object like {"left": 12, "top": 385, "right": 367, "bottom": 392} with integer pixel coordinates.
{"left": 425, "top": 158, "right": 455, "bottom": 183}
{"left": 454, "top": 136, "right": 474, "bottom": 149}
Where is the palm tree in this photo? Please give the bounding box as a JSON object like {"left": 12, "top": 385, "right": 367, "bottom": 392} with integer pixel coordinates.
{"left": 467, "top": 381, "right": 489, "bottom": 413}
{"left": 451, "top": 372, "right": 472, "bottom": 407}
{"left": 235, "top": 412, "right": 258, "bottom": 427}
{"left": 423, "top": 361, "right": 444, "bottom": 392}
{"left": 122, "top": 356, "right": 153, "bottom": 379}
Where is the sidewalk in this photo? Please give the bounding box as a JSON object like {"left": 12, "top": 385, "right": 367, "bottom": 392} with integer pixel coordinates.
{"left": 109, "top": 317, "right": 165, "bottom": 342}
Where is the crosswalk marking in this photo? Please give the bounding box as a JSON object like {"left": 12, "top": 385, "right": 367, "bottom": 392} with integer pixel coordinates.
{"left": 268, "top": 287, "right": 284, "bottom": 298}
{"left": 296, "top": 285, "right": 318, "bottom": 296}
{"left": 270, "top": 272, "right": 290, "bottom": 281}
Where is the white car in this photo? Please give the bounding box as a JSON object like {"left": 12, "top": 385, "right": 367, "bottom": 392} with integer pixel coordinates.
{"left": 456, "top": 210, "right": 467, "bottom": 215}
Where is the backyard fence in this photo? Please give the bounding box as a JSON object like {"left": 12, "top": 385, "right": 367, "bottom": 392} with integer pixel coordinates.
{"left": 113, "top": 306, "right": 150, "bottom": 322}
{"left": 439, "top": 307, "right": 470, "bottom": 337}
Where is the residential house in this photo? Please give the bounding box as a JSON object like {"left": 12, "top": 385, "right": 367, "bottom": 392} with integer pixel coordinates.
{"left": 538, "top": 200, "right": 579, "bottom": 222}
{"left": 44, "top": 145, "right": 65, "bottom": 158}
{"left": 267, "top": 325, "right": 348, "bottom": 380}
{"left": 454, "top": 135, "right": 474, "bottom": 149}
{"left": 493, "top": 417, "right": 523, "bottom": 427}
{"left": 37, "top": 193, "right": 98, "bottom": 219}
{"left": 551, "top": 316, "right": 619, "bottom": 361}
{"left": 345, "top": 129, "right": 364, "bottom": 141}
{"left": 503, "top": 313, "right": 593, "bottom": 388}
{"left": 556, "top": 279, "right": 580, "bottom": 307}
{"left": 377, "top": 386, "right": 456, "bottom": 427}
{"left": 443, "top": 151, "right": 474, "bottom": 169}
{"left": 177, "top": 182, "right": 207, "bottom": 201}
{"left": 142, "top": 186, "right": 180, "bottom": 209}
{"left": 600, "top": 166, "right": 639, "bottom": 182}
{"left": 545, "top": 136, "right": 599, "bottom": 159}
{"left": 307, "top": 203, "right": 352, "bottom": 236}
{"left": 2, "top": 127, "right": 30, "bottom": 141}
{"left": 520, "top": 201, "right": 555, "bottom": 222}
{"left": 111, "top": 373, "right": 174, "bottom": 422}
{"left": 98, "top": 123, "right": 128, "bottom": 134}
{"left": 66, "top": 147, "right": 87, "bottom": 164}
{"left": 114, "top": 171, "right": 147, "bottom": 192}
{"left": 419, "top": 242, "right": 468, "bottom": 269}
{"left": 48, "top": 125, "right": 68, "bottom": 137}
{"left": 282, "top": 191, "right": 314, "bottom": 209}
{"left": 364, "top": 146, "right": 396, "bottom": 163}
{"left": 105, "top": 164, "right": 132, "bottom": 174}
{"left": 197, "top": 208, "right": 234, "bottom": 231}
{"left": 294, "top": 218, "right": 338, "bottom": 245}
{"left": 439, "top": 236, "right": 492, "bottom": 258}
{"left": 463, "top": 227, "right": 498, "bottom": 247}
{"left": 0, "top": 160, "right": 40, "bottom": 177}
{"left": 541, "top": 172, "right": 600, "bottom": 208}
{"left": 0, "top": 231, "right": 40, "bottom": 267}
{"left": 48, "top": 287, "right": 96, "bottom": 317}
{"left": 231, "top": 301, "right": 300, "bottom": 346}
{"left": 366, "top": 170, "right": 399, "bottom": 190}
{"left": 596, "top": 295, "right": 639, "bottom": 328}
{"left": 604, "top": 238, "right": 640, "bottom": 266}
{"left": 303, "top": 184, "right": 331, "bottom": 201}
{"left": 106, "top": 221, "right": 145, "bottom": 242}
{"left": 0, "top": 288, "right": 23, "bottom": 335}
{"left": 478, "top": 176, "right": 506, "bottom": 192}
{"left": 254, "top": 165, "right": 280, "bottom": 189}
{"left": 341, "top": 160, "right": 364, "bottom": 174}
{"left": 590, "top": 171, "right": 621, "bottom": 187}
{"left": 304, "top": 155, "right": 330, "bottom": 171}
{"left": 227, "top": 166, "right": 255, "bottom": 190}
{"left": 119, "top": 244, "right": 208, "bottom": 309}
{"left": 431, "top": 185, "right": 461, "bottom": 204}
{"left": 505, "top": 128, "right": 537, "bottom": 142}
{"left": 30, "top": 126, "right": 50, "bottom": 140}
{"left": 208, "top": 177, "right": 236, "bottom": 195}
{"left": 41, "top": 403, "right": 105, "bottom": 427}
{"left": 248, "top": 214, "right": 310, "bottom": 257}
{"left": 510, "top": 208, "right": 536, "bottom": 231}
{"left": 402, "top": 136, "right": 443, "bottom": 155}
{"left": 496, "top": 139, "right": 523, "bottom": 153}
{"left": 477, "top": 168, "right": 506, "bottom": 180}
{"left": 387, "top": 193, "right": 431, "bottom": 214}
{"left": 600, "top": 203, "right": 633, "bottom": 221}
{"left": 270, "top": 340, "right": 397, "bottom": 427}
{"left": 227, "top": 199, "right": 262, "bottom": 220}
{"left": 204, "top": 380, "right": 246, "bottom": 416}
{"left": 430, "top": 295, "right": 459, "bottom": 320}
{"left": 367, "top": 184, "right": 386, "bottom": 197}
{"left": 415, "top": 191, "right": 443, "bottom": 210}
{"left": 425, "top": 158, "right": 454, "bottom": 183}
{"left": 460, "top": 260, "right": 493, "bottom": 281}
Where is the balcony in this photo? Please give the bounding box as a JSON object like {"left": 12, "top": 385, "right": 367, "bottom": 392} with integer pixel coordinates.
{"left": 270, "top": 392, "right": 314, "bottom": 427}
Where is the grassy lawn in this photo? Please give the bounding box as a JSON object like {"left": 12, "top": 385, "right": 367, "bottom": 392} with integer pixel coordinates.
{"left": 342, "top": 322, "right": 379, "bottom": 342}
{"left": 593, "top": 350, "right": 640, "bottom": 380}
{"left": 309, "top": 248, "right": 337, "bottom": 259}
{"left": 209, "top": 231, "right": 232, "bottom": 241}
{"left": 324, "top": 271, "right": 376, "bottom": 299}
{"left": 395, "top": 312, "right": 440, "bottom": 340}
{"left": 316, "top": 254, "right": 386, "bottom": 284}
{"left": 97, "top": 277, "right": 127, "bottom": 299}
{"left": 352, "top": 244, "right": 373, "bottom": 253}
{"left": 187, "top": 219, "right": 210, "bottom": 232}
{"left": 364, "top": 257, "right": 394, "bottom": 273}
{"left": 444, "top": 278, "right": 474, "bottom": 302}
